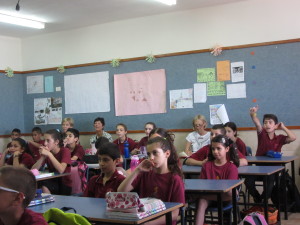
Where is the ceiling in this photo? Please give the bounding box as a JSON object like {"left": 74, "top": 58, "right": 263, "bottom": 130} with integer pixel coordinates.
{"left": 0, "top": 0, "right": 246, "bottom": 38}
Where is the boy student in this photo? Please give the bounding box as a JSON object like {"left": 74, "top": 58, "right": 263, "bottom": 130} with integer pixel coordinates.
{"left": 0, "top": 166, "right": 48, "bottom": 225}
{"left": 65, "top": 128, "right": 85, "bottom": 161}
{"left": 28, "top": 127, "right": 44, "bottom": 162}
{"left": 83, "top": 142, "right": 125, "bottom": 198}
{"left": 6, "top": 128, "right": 21, "bottom": 148}
{"left": 184, "top": 124, "right": 248, "bottom": 167}
{"left": 245, "top": 105, "right": 296, "bottom": 203}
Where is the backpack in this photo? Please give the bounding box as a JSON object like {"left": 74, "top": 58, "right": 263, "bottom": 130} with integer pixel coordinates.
{"left": 239, "top": 212, "right": 268, "bottom": 225}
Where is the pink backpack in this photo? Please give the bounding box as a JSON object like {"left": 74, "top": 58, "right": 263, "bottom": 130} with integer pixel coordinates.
{"left": 240, "top": 212, "right": 268, "bottom": 225}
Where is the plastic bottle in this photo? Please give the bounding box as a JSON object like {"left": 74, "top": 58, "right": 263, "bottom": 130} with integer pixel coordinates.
{"left": 123, "top": 141, "right": 130, "bottom": 158}
{"left": 130, "top": 155, "right": 140, "bottom": 171}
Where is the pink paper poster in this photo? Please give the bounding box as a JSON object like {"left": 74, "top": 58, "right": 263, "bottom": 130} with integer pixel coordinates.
{"left": 114, "top": 69, "right": 166, "bottom": 116}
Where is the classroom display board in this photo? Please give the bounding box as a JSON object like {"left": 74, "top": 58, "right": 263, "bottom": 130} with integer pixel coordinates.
{"left": 16, "top": 41, "right": 300, "bottom": 133}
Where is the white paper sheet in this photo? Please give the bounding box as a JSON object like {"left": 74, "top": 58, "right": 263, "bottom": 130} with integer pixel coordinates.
{"left": 231, "top": 61, "right": 245, "bottom": 82}
{"left": 209, "top": 104, "right": 229, "bottom": 125}
{"left": 170, "top": 89, "right": 193, "bottom": 109}
{"left": 64, "top": 72, "right": 110, "bottom": 114}
{"left": 194, "top": 83, "right": 207, "bottom": 103}
{"left": 27, "top": 75, "right": 44, "bottom": 94}
{"left": 227, "top": 83, "right": 246, "bottom": 99}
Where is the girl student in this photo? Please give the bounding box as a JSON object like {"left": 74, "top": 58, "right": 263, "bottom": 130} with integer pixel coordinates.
{"left": 0, "top": 138, "right": 35, "bottom": 169}
{"left": 113, "top": 123, "right": 138, "bottom": 156}
{"left": 224, "top": 122, "right": 247, "bottom": 156}
{"left": 195, "top": 135, "right": 240, "bottom": 225}
{"left": 149, "top": 127, "right": 175, "bottom": 143}
{"left": 118, "top": 136, "right": 185, "bottom": 225}
{"left": 184, "top": 114, "right": 210, "bottom": 156}
{"left": 32, "top": 129, "right": 72, "bottom": 195}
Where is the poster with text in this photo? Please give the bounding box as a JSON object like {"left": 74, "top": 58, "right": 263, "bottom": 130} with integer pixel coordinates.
{"left": 231, "top": 61, "right": 245, "bottom": 82}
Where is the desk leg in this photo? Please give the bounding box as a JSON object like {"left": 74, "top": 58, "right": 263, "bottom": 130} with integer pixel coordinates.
{"left": 165, "top": 212, "right": 172, "bottom": 225}
{"left": 263, "top": 176, "right": 269, "bottom": 224}
{"left": 232, "top": 188, "right": 237, "bottom": 225}
{"left": 276, "top": 172, "right": 281, "bottom": 223}
{"left": 283, "top": 168, "right": 288, "bottom": 220}
{"left": 217, "top": 194, "right": 224, "bottom": 225}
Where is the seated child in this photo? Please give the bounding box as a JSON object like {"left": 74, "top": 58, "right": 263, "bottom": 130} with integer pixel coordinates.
{"left": 32, "top": 129, "right": 72, "bottom": 195}
{"left": 113, "top": 123, "right": 138, "bottom": 156}
{"left": 195, "top": 135, "right": 239, "bottom": 225}
{"left": 224, "top": 122, "right": 247, "bottom": 156}
{"left": 83, "top": 142, "right": 125, "bottom": 198}
{"left": 65, "top": 128, "right": 85, "bottom": 161}
{"left": 118, "top": 136, "right": 185, "bottom": 225}
{"left": 27, "top": 127, "right": 45, "bottom": 162}
{"left": 0, "top": 138, "right": 35, "bottom": 169}
{"left": 6, "top": 128, "right": 21, "bottom": 148}
{"left": 185, "top": 124, "right": 248, "bottom": 166}
{"left": 0, "top": 166, "right": 48, "bottom": 225}
{"left": 61, "top": 117, "right": 74, "bottom": 134}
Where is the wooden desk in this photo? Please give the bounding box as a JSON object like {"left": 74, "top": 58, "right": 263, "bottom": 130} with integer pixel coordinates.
{"left": 30, "top": 195, "right": 183, "bottom": 225}
{"left": 36, "top": 173, "right": 71, "bottom": 182}
{"left": 185, "top": 179, "right": 243, "bottom": 225}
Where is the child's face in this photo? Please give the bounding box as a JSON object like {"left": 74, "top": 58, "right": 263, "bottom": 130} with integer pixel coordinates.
{"left": 263, "top": 119, "right": 277, "bottom": 133}
{"left": 225, "top": 127, "right": 236, "bottom": 140}
{"left": 44, "top": 134, "right": 59, "bottom": 151}
{"left": 11, "top": 132, "right": 20, "bottom": 140}
{"left": 145, "top": 124, "right": 154, "bottom": 136}
{"left": 146, "top": 143, "right": 170, "bottom": 169}
{"left": 94, "top": 121, "right": 104, "bottom": 131}
{"left": 9, "top": 140, "right": 23, "bottom": 153}
{"left": 116, "top": 125, "right": 127, "bottom": 138}
{"left": 0, "top": 179, "right": 20, "bottom": 211}
{"left": 65, "top": 131, "right": 78, "bottom": 145}
{"left": 32, "top": 131, "right": 42, "bottom": 142}
{"left": 62, "top": 121, "right": 72, "bottom": 133}
{"left": 211, "top": 142, "right": 229, "bottom": 161}
{"left": 98, "top": 154, "right": 118, "bottom": 174}
{"left": 194, "top": 119, "right": 206, "bottom": 132}
{"left": 210, "top": 129, "right": 223, "bottom": 140}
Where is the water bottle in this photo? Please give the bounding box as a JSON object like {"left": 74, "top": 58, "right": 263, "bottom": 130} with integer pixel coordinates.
{"left": 130, "top": 155, "right": 140, "bottom": 171}
{"left": 124, "top": 141, "right": 130, "bottom": 158}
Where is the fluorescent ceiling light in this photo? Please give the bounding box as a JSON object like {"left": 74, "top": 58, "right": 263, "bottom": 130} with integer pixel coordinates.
{"left": 155, "top": 0, "right": 176, "bottom": 6}
{"left": 0, "top": 13, "right": 45, "bottom": 29}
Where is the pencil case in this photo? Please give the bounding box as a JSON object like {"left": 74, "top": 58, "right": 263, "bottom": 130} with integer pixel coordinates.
{"left": 266, "top": 150, "right": 282, "bottom": 158}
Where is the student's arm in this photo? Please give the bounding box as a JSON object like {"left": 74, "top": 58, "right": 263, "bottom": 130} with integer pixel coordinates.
{"left": 28, "top": 140, "right": 42, "bottom": 148}
{"left": 32, "top": 155, "right": 47, "bottom": 170}
{"left": 0, "top": 148, "right": 9, "bottom": 167}
{"left": 185, "top": 157, "right": 207, "bottom": 166}
{"left": 184, "top": 141, "right": 192, "bottom": 156}
{"left": 39, "top": 146, "right": 67, "bottom": 174}
{"left": 277, "top": 122, "right": 297, "bottom": 143}
{"left": 239, "top": 158, "right": 248, "bottom": 166}
{"left": 249, "top": 105, "right": 262, "bottom": 132}
{"left": 12, "top": 151, "right": 21, "bottom": 167}
{"left": 71, "top": 155, "right": 79, "bottom": 161}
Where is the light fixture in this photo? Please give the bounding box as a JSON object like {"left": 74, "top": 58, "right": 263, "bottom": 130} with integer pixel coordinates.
{"left": 0, "top": 13, "right": 45, "bottom": 29}
{"left": 155, "top": 0, "right": 176, "bottom": 6}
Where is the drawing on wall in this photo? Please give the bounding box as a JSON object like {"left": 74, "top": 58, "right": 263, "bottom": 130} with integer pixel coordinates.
{"left": 114, "top": 69, "right": 166, "bottom": 116}
{"left": 170, "top": 88, "right": 193, "bottom": 109}
{"left": 216, "top": 60, "right": 231, "bottom": 81}
{"left": 207, "top": 81, "right": 226, "bottom": 96}
{"left": 48, "top": 97, "right": 63, "bottom": 124}
{"left": 231, "top": 61, "right": 245, "bottom": 82}
{"left": 34, "top": 97, "right": 62, "bottom": 125}
{"left": 209, "top": 104, "right": 229, "bottom": 125}
{"left": 27, "top": 75, "right": 44, "bottom": 94}
{"left": 197, "top": 68, "right": 215, "bottom": 82}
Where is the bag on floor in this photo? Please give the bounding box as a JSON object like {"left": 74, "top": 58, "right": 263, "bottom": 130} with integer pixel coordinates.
{"left": 240, "top": 206, "right": 277, "bottom": 224}
{"left": 239, "top": 212, "right": 268, "bottom": 225}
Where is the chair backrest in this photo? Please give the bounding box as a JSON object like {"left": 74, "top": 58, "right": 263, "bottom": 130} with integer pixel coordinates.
{"left": 246, "top": 146, "right": 252, "bottom": 156}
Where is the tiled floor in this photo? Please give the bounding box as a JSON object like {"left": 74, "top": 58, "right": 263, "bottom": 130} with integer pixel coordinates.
{"left": 281, "top": 212, "right": 300, "bottom": 225}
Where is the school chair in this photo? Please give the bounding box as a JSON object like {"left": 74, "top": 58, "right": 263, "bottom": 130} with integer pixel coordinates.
{"left": 246, "top": 146, "right": 252, "bottom": 156}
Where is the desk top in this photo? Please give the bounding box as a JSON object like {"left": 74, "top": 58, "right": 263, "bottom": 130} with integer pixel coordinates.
{"left": 246, "top": 155, "right": 299, "bottom": 163}
{"left": 30, "top": 195, "right": 183, "bottom": 224}
{"left": 36, "top": 173, "right": 70, "bottom": 182}
{"left": 185, "top": 179, "right": 243, "bottom": 193}
{"left": 86, "top": 163, "right": 100, "bottom": 169}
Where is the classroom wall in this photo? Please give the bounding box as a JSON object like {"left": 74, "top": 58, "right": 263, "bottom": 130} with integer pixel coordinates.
{"left": 0, "top": 35, "right": 22, "bottom": 70}
{"left": 20, "top": 0, "right": 300, "bottom": 70}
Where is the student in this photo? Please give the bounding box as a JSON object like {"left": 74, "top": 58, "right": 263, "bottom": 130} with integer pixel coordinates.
{"left": 184, "top": 115, "right": 210, "bottom": 156}
{"left": 224, "top": 122, "right": 247, "bottom": 156}
{"left": 32, "top": 129, "right": 72, "bottom": 195}
{"left": 90, "top": 117, "right": 113, "bottom": 146}
{"left": 6, "top": 128, "right": 21, "bottom": 148}
{"left": 113, "top": 123, "right": 138, "bottom": 156}
{"left": 61, "top": 117, "right": 74, "bottom": 134}
{"left": 184, "top": 124, "right": 248, "bottom": 166}
{"left": 0, "top": 166, "right": 48, "bottom": 225}
{"left": 83, "top": 142, "right": 125, "bottom": 198}
{"left": 27, "top": 127, "right": 44, "bottom": 162}
{"left": 195, "top": 135, "right": 239, "bottom": 225}
{"left": 0, "top": 138, "right": 35, "bottom": 169}
{"left": 149, "top": 127, "right": 175, "bottom": 143}
{"left": 245, "top": 105, "right": 296, "bottom": 203}
{"left": 118, "top": 137, "right": 185, "bottom": 225}
{"left": 65, "top": 128, "right": 85, "bottom": 161}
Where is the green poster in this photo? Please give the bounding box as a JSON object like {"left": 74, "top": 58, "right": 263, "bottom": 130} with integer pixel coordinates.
{"left": 207, "top": 81, "right": 226, "bottom": 96}
{"left": 197, "top": 68, "right": 215, "bottom": 82}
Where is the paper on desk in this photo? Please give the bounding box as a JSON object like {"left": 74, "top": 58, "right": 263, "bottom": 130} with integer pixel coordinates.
{"left": 209, "top": 104, "right": 229, "bottom": 125}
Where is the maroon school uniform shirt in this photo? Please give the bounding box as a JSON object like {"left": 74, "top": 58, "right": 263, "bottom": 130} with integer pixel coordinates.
{"left": 113, "top": 137, "right": 138, "bottom": 155}
{"left": 200, "top": 161, "right": 238, "bottom": 180}
{"left": 189, "top": 144, "right": 245, "bottom": 161}
{"left": 6, "top": 152, "right": 35, "bottom": 169}
{"left": 70, "top": 144, "right": 85, "bottom": 161}
{"left": 137, "top": 136, "right": 148, "bottom": 149}
{"left": 236, "top": 137, "right": 246, "bottom": 156}
{"left": 256, "top": 128, "right": 287, "bottom": 156}
{"left": 0, "top": 209, "right": 48, "bottom": 225}
{"left": 45, "top": 147, "right": 72, "bottom": 187}
{"left": 28, "top": 140, "right": 45, "bottom": 162}
{"left": 83, "top": 170, "right": 125, "bottom": 198}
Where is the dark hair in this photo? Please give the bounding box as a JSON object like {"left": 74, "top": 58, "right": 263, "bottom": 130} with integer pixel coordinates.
{"left": 12, "top": 138, "right": 33, "bottom": 157}
{"left": 116, "top": 123, "right": 128, "bottom": 131}
{"left": 32, "top": 127, "right": 42, "bottom": 134}
{"left": 224, "top": 122, "right": 238, "bottom": 137}
{"left": 149, "top": 128, "right": 175, "bottom": 143}
{"left": 45, "top": 129, "right": 64, "bottom": 147}
{"left": 208, "top": 135, "right": 239, "bottom": 167}
{"left": 66, "top": 128, "right": 80, "bottom": 139}
{"left": 11, "top": 128, "right": 21, "bottom": 134}
{"left": 145, "top": 122, "right": 157, "bottom": 130}
{"left": 147, "top": 136, "right": 183, "bottom": 178}
{"left": 94, "top": 117, "right": 105, "bottom": 126}
{"left": 263, "top": 114, "right": 278, "bottom": 124}
{"left": 97, "top": 142, "right": 120, "bottom": 161}
{"left": 0, "top": 166, "right": 36, "bottom": 207}
{"left": 95, "top": 136, "right": 110, "bottom": 150}
{"left": 211, "top": 124, "right": 226, "bottom": 135}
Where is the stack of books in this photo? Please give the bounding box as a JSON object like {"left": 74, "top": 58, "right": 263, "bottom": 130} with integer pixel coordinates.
{"left": 28, "top": 194, "right": 55, "bottom": 207}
